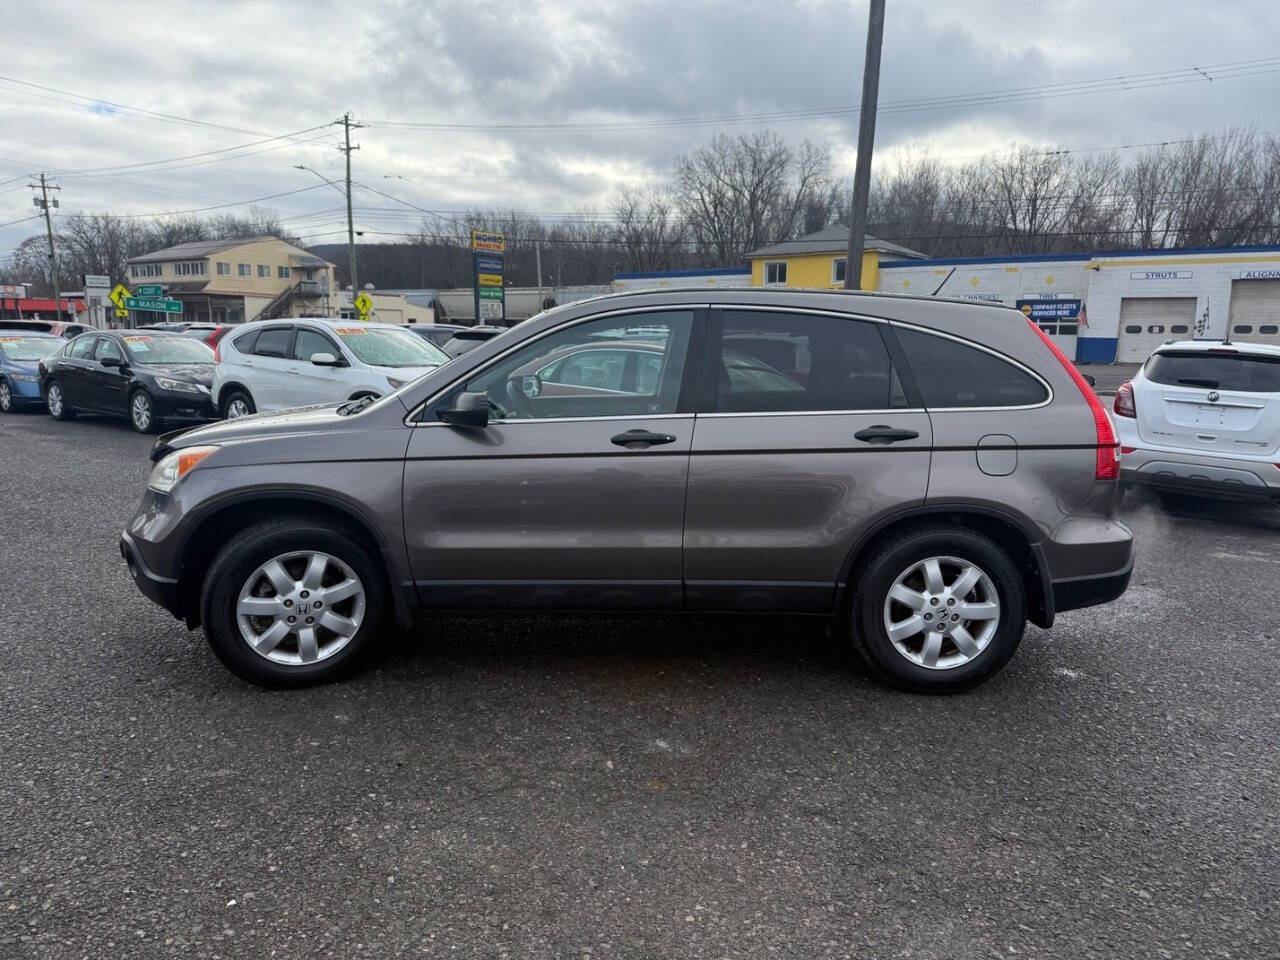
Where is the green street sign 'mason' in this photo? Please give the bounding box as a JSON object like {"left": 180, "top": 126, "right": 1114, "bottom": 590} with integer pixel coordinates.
{"left": 124, "top": 296, "right": 183, "bottom": 314}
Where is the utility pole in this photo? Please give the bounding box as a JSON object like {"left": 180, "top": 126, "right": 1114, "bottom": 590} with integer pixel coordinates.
{"left": 31, "top": 174, "right": 63, "bottom": 317}
{"left": 337, "top": 113, "right": 363, "bottom": 295}
{"left": 535, "top": 240, "right": 543, "bottom": 304}
{"left": 844, "top": 0, "right": 885, "bottom": 291}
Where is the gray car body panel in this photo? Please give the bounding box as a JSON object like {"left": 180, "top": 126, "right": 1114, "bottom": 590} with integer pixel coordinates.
{"left": 124, "top": 288, "right": 1132, "bottom": 628}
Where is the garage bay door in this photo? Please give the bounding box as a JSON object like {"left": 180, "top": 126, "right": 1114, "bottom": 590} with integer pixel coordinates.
{"left": 1116, "top": 297, "right": 1197, "bottom": 362}
{"left": 1227, "top": 279, "right": 1280, "bottom": 346}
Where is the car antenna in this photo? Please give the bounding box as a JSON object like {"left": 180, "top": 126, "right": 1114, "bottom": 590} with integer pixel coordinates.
{"left": 930, "top": 267, "right": 956, "bottom": 297}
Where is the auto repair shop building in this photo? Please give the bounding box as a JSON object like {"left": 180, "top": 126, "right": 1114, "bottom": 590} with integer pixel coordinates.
{"left": 877, "top": 244, "right": 1280, "bottom": 362}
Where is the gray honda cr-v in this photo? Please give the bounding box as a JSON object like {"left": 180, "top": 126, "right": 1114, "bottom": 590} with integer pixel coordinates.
{"left": 120, "top": 289, "right": 1133, "bottom": 692}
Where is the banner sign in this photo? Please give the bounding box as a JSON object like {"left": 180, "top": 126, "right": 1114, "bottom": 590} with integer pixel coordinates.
{"left": 1017, "top": 298, "right": 1081, "bottom": 320}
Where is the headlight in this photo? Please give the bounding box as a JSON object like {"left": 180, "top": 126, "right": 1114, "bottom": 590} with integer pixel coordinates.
{"left": 155, "top": 377, "right": 208, "bottom": 394}
{"left": 385, "top": 377, "right": 404, "bottom": 389}
{"left": 148, "top": 445, "right": 219, "bottom": 493}
{"left": 11, "top": 373, "right": 36, "bottom": 382}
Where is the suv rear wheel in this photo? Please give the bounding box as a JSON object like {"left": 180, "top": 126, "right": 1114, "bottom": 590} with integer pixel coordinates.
{"left": 200, "top": 519, "right": 387, "bottom": 687}
{"left": 221, "top": 389, "right": 254, "bottom": 419}
{"left": 852, "top": 527, "right": 1026, "bottom": 694}
{"left": 45, "top": 379, "right": 75, "bottom": 420}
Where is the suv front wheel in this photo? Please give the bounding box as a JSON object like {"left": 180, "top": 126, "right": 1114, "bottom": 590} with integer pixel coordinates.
{"left": 200, "top": 519, "right": 387, "bottom": 687}
{"left": 852, "top": 527, "right": 1026, "bottom": 694}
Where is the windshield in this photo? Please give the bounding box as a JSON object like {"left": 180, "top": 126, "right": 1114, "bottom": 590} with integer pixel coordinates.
{"left": 121, "top": 335, "right": 215, "bottom": 365}
{"left": 0, "top": 336, "right": 61, "bottom": 361}
{"left": 1146, "top": 350, "right": 1280, "bottom": 392}
{"left": 335, "top": 326, "right": 448, "bottom": 368}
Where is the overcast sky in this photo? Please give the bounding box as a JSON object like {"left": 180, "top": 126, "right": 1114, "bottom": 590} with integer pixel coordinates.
{"left": 4, "top": 0, "right": 1280, "bottom": 264}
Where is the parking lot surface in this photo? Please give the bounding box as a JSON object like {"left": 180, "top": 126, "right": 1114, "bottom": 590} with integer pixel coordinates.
{"left": 2, "top": 409, "right": 1278, "bottom": 959}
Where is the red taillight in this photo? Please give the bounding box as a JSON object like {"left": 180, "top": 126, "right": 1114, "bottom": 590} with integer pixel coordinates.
{"left": 1121, "top": 446, "right": 1137, "bottom": 455}
{"left": 212, "top": 341, "right": 221, "bottom": 363}
{"left": 1024, "top": 317, "right": 1119, "bottom": 480}
{"left": 1114, "top": 381, "right": 1136, "bottom": 418}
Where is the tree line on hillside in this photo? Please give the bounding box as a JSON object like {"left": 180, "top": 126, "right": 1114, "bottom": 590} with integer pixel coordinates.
{"left": 7, "top": 126, "right": 1280, "bottom": 295}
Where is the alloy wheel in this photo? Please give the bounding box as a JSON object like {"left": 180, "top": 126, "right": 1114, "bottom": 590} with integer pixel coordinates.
{"left": 236, "top": 551, "right": 366, "bottom": 665}
{"left": 882, "top": 555, "right": 1001, "bottom": 670}
{"left": 47, "top": 383, "right": 62, "bottom": 417}
{"left": 131, "top": 393, "right": 152, "bottom": 431}
{"left": 226, "top": 397, "right": 250, "bottom": 419}
{"left": 0, "top": 380, "right": 10, "bottom": 411}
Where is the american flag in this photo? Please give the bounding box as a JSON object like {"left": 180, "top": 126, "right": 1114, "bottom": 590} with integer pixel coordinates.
{"left": 1077, "top": 302, "right": 1089, "bottom": 328}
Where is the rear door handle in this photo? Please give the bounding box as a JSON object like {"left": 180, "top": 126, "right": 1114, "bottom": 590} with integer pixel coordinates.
{"left": 854, "top": 425, "right": 920, "bottom": 444}
{"left": 285, "top": 366, "right": 300, "bottom": 375}
{"left": 611, "top": 429, "right": 677, "bottom": 448}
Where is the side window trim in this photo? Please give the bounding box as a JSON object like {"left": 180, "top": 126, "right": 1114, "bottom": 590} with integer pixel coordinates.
{"left": 410, "top": 304, "right": 710, "bottom": 424}
{"left": 888, "top": 319, "right": 1053, "bottom": 410}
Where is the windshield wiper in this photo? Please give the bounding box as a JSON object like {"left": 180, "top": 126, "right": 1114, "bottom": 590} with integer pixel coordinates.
{"left": 1176, "top": 377, "right": 1219, "bottom": 388}
{"left": 337, "top": 395, "right": 376, "bottom": 416}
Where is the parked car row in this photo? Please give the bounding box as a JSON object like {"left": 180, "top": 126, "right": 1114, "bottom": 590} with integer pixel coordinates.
{"left": 0, "top": 318, "right": 473, "bottom": 432}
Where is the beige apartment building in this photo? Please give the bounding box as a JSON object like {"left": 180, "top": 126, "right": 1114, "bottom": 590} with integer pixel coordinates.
{"left": 124, "top": 236, "right": 338, "bottom": 324}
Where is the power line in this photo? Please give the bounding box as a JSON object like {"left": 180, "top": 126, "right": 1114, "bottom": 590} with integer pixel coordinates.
{"left": 0, "top": 74, "right": 326, "bottom": 139}
{"left": 57, "top": 125, "right": 332, "bottom": 177}
{"left": 366, "top": 55, "right": 1280, "bottom": 133}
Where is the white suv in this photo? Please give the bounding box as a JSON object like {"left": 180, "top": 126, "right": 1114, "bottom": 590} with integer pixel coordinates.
{"left": 212, "top": 318, "right": 449, "bottom": 418}
{"left": 1115, "top": 339, "right": 1280, "bottom": 503}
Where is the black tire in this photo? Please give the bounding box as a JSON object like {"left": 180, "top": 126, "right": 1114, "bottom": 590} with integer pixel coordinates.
{"left": 0, "top": 378, "right": 12, "bottom": 413}
{"left": 45, "top": 379, "right": 75, "bottom": 420}
{"left": 851, "top": 526, "right": 1026, "bottom": 694}
{"left": 129, "top": 389, "right": 159, "bottom": 434}
{"left": 200, "top": 518, "right": 387, "bottom": 688}
{"left": 221, "top": 389, "right": 255, "bottom": 420}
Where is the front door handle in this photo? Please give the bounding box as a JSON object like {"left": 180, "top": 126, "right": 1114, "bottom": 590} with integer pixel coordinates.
{"left": 854, "top": 425, "right": 920, "bottom": 444}
{"left": 611, "top": 429, "right": 677, "bottom": 448}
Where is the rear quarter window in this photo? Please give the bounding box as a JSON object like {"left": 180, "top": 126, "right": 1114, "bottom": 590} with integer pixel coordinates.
{"left": 1146, "top": 351, "right": 1280, "bottom": 392}
{"left": 894, "top": 327, "right": 1049, "bottom": 408}
{"left": 231, "top": 330, "right": 259, "bottom": 354}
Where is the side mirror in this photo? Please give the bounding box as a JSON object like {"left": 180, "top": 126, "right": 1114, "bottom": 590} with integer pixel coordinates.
{"left": 100, "top": 356, "right": 122, "bottom": 368}
{"left": 310, "top": 351, "right": 342, "bottom": 367}
{"left": 437, "top": 390, "right": 489, "bottom": 428}
{"left": 1082, "top": 373, "right": 1097, "bottom": 387}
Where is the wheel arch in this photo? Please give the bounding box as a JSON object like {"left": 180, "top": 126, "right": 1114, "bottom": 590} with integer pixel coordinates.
{"left": 216, "top": 381, "right": 253, "bottom": 410}
{"left": 171, "top": 489, "right": 411, "bottom": 630}
{"left": 836, "top": 504, "right": 1054, "bottom": 628}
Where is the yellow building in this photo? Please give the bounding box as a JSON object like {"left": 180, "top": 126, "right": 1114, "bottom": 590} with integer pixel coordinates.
{"left": 745, "top": 226, "right": 926, "bottom": 292}
{"left": 125, "top": 236, "right": 338, "bottom": 324}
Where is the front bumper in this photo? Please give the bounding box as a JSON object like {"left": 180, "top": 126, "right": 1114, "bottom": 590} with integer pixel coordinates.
{"left": 120, "top": 530, "right": 184, "bottom": 620}
{"left": 1120, "top": 446, "right": 1280, "bottom": 502}
{"left": 152, "top": 389, "right": 216, "bottom": 422}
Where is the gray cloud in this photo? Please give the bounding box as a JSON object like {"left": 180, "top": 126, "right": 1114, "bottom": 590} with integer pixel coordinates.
{"left": 3, "top": 0, "right": 1280, "bottom": 261}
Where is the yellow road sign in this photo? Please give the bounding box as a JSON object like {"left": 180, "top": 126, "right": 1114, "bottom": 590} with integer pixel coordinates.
{"left": 353, "top": 291, "right": 373, "bottom": 318}
{"left": 108, "top": 283, "right": 130, "bottom": 308}
{"left": 114, "top": 306, "right": 129, "bottom": 319}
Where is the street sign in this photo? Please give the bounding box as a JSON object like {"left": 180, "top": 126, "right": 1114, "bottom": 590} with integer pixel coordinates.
{"left": 135, "top": 284, "right": 163, "bottom": 297}
{"left": 471, "top": 230, "right": 505, "bottom": 254}
{"left": 353, "top": 291, "right": 373, "bottom": 319}
{"left": 124, "top": 296, "right": 183, "bottom": 315}
{"left": 115, "top": 307, "right": 129, "bottom": 320}
{"left": 108, "top": 283, "right": 130, "bottom": 308}
{"left": 84, "top": 274, "right": 110, "bottom": 288}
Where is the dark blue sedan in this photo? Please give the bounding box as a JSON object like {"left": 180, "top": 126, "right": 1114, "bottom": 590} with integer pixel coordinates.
{"left": 0, "top": 330, "right": 62, "bottom": 413}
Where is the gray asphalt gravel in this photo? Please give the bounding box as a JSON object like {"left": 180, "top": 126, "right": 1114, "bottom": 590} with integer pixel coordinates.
{"left": 2, "top": 409, "right": 1278, "bottom": 959}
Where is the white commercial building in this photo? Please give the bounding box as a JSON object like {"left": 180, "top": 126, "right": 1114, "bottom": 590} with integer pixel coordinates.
{"left": 878, "top": 244, "right": 1280, "bottom": 362}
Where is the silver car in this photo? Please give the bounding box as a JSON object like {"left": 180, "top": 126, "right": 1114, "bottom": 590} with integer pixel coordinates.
{"left": 121, "top": 289, "right": 1133, "bottom": 692}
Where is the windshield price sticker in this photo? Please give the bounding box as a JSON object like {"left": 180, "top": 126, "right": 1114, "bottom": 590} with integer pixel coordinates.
{"left": 336, "top": 327, "right": 366, "bottom": 335}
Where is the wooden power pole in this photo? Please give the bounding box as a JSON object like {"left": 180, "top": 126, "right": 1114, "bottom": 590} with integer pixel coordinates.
{"left": 844, "top": 0, "right": 885, "bottom": 291}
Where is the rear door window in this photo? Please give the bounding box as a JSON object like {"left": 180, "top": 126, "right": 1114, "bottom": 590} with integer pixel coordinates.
{"left": 712, "top": 310, "right": 906, "bottom": 412}
{"left": 253, "top": 328, "right": 293, "bottom": 358}
{"left": 1145, "top": 351, "right": 1280, "bottom": 392}
{"left": 894, "top": 327, "right": 1048, "bottom": 408}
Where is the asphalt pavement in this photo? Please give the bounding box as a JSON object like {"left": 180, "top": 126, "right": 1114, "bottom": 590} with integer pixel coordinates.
{"left": 2, "top": 409, "right": 1278, "bottom": 959}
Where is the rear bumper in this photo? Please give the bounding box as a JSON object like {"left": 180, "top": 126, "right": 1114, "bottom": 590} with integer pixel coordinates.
{"left": 120, "top": 530, "right": 184, "bottom": 620}
{"left": 1052, "top": 554, "right": 1134, "bottom": 614}
{"left": 1120, "top": 446, "right": 1280, "bottom": 502}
